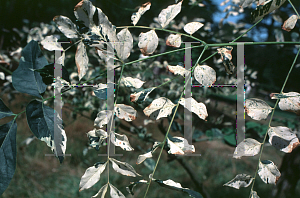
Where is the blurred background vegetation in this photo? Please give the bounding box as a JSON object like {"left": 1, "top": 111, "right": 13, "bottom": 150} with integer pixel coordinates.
{"left": 1, "top": 0, "right": 300, "bottom": 197}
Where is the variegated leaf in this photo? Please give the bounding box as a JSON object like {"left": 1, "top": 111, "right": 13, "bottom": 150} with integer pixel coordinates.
{"left": 79, "top": 162, "right": 107, "bottom": 192}
{"left": 233, "top": 138, "right": 261, "bottom": 159}
{"left": 194, "top": 65, "right": 216, "bottom": 85}
{"left": 131, "top": 2, "right": 151, "bottom": 26}
{"left": 258, "top": 160, "right": 281, "bottom": 184}
{"left": 92, "top": 184, "right": 108, "bottom": 198}
{"left": 117, "top": 28, "right": 133, "bottom": 60}
{"left": 110, "top": 158, "right": 141, "bottom": 177}
{"left": 183, "top": 22, "right": 204, "bottom": 35}
{"left": 138, "top": 30, "right": 158, "bottom": 55}
{"left": 166, "top": 65, "right": 189, "bottom": 77}
{"left": 41, "top": 35, "right": 64, "bottom": 51}
{"left": 114, "top": 104, "right": 137, "bottom": 122}
{"left": 179, "top": 97, "right": 208, "bottom": 120}
{"left": 75, "top": 41, "right": 89, "bottom": 80}
{"left": 130, "top": 87, "right": 155, "bottom": 104}
{"left": 143, "top": 97, "right": 175, "bottom": 120}
{"left": 158, "top": 1, "right": 182, "bottom": 28}
{"left": 245, "top": 98, "right": 272, "bottom": 120}
{"left": 110, "top": 132, "right": 134, "bottom": 151}
{"left": 224, "top": 174, "right": 253, "bottom": 189}
{"left": 94, "top": 110, "right": 113, "bottom": 128}
{"left": 53, "top": 16, "right": 79, "bottom": 38}
{"left": 121, "top": 77, "right": 145, "bottom": 89}
{"left": 166, "top": 34, "right": 181, "bottom": 48}
{"left": 268, "top": 126, "right": 300, "bottom": 153}
{"left": 167, "top": 137, "right": 195, "bottom": 155}
{"left": 217, "top": 46, "right": 235, "bottom": 74}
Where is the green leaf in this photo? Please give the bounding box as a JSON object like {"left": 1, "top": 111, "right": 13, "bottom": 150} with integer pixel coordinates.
{"left": 223, "top": 132, "right": 237, "bottom": 146}
{"left": 12, "top": 40, "right": 48, "bottom": 98}
{"left": 0, "top": 98, "right": 15, "bottom": 119}
{"left": 34, "top": 63, "right": 70, "bottom": 85}
{"left": 0, "top": 119, "right": 17, "bottom": 196}
{"left": 26, "top": 99, "right": 67, "bottom": 163}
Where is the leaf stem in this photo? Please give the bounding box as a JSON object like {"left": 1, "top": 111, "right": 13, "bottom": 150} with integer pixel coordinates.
{"left": 0, "top": 65, "right": 13, "bottom": 75}
{"left": 249, "top": 47, "right": 300, "bottom": 197}
{"left": 117, "top": 25, "right": 206, "bottom": 45}
{"left": 288, "top": 0, "right": 300, "bottom": 19}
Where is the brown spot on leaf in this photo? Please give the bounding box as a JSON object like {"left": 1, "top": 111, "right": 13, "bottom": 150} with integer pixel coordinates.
{"left": 74, "top": 0, "right": 84, "bottom": 11}
{"left": 130, "top": 94, "right": 136, "bottom": 102}
{"left": 140, "top": 48, "right": 148, "bottom": 56}
{"left": 275, "top": 176, "right": 280, "bottom": 184}
{"left": 128, "top": 114, "right": 136, "bottom": 121}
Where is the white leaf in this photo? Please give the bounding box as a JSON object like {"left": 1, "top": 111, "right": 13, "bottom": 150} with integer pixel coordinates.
{"left": 183, "top": 22, "right": 204, "bottom": 35}
{"left": 167, "top": 137, "right": 195, "bottom": 155}
{"left": 179, "top": 97, "right": 208, "bottom": 120}
{"left": 138, "top": 30, "right": 159, "bottom": 55}
{"left": 258, "top": 160, "right": 281, "bottom": 185}
{"left": 74, "top": 0, "right": 96, "bottom": 29}
{"left": 245, "top": 98, "right": 272, "bottom": 120}
{"left": 87, "top": 128, "right": 107, "bottom": 150}
{"left": 110, "top": 132, "right": 134, "bottom": 151}
{"left": 166, "top": 65, "right": 189, "bottom": 77}
{"left": 110, "top": 158, "right": 141, "bottom": 177}
{"left": 166, "top": 34, "right": 182, "bottom": 48}
{"left": 158, "top": 1, "right": 182, "bottom": 28}
{"left": 194, "top": 65, "right": 216, "bottom": 85}
{"left": 271, "top": 92, "right": 300, "bottom": 115}
{"left": 109, "top": 183, "right": 126, "bottom": 198}
{"left": 130, "top": 87, "right": 155, "bottom": 103}
{"left": 79, "top": 162, "right": 107, "bottom": 192}
{"left": 137, "top": 151, "right": 152, "bottom": 165}
{"left": 117, "top": 28, "right": 133, "bottom": 60}
{"left": 41, "top": 35, "right": 64, "bottom": 51}
{"left": 233, "top": 138, "right": 261, "bottom": 159}
{"left": 92, "top": 184, "right": 108, "bottom": 198}
{"left": 268, "top": 126, "right": 300, "bottom": 153}
{"left": 53, "top": 15, "right": 79, "bottom": 38}
{"left": 0, "top": 72, "right": 5, "bottom": 80}
{"left": 239, "top": 0, "right": 256, "bottom": 8}
{"left": 114, "top": 104, "right": 137, "bottom": 122}
{"left": 94, "top": 110, "right": 113, "bottom": 128}
{"left": 223, "top": 174, "right": 253, "bottom": 189}
{"left": 136, "top": 142, "right": 161, "bottom": 164}
{"left": 143, "top": 97, "right": 176, "bottom": 120}
{"left": 75, "top": 41, "right": 89, "bottom": 80}
{"left": 282, "top": 15, "right": 298, "bottom": 32}
{"left": 131, "top": 2, "right": 151, "bottom": 26}
{"left": 121, "top": 77, "right": 145, "bottom": 89}
{"left": 251, "top": 190, "right": 260, "bottom": 198}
